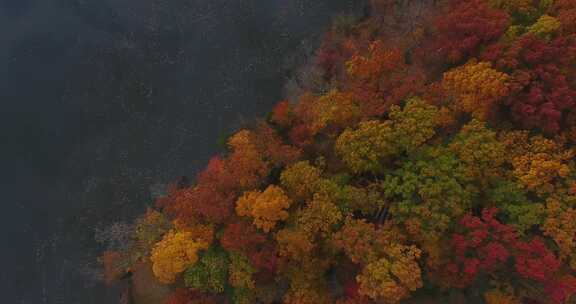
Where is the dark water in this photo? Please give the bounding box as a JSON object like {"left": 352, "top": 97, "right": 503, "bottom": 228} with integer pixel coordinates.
{"left": 0, "top": 0, "right": 363, "bottom": 303}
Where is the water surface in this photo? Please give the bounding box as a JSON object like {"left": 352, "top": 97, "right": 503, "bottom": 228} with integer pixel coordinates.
{"left": 0, "top": 0, "right": 363, "bottom": 302}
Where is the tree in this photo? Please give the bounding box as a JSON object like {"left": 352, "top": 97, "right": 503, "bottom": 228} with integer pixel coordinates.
{"left": 381, "top": 146, "right": 475, "bottom": 242}
{"left": 297, "top": 196, "right": 343, "bottom": 237}
{"left": 134, "top": 208, "right": 171, "bottom": 254}
{"left": 279, "top": 161, "right": 322, "bottom": 202}
{"left": 528, "top": 15, "right": 562, "bottom": 38}
{"left": 448, "top": 120, "right": 507, "bottom": 183}
{"left": 295, "top": 90, "right": 361, "bottom": 136}
{"left": 433, "top": 0, "right": 509, "bottom": 63}
{"left": 226, "top": 130, "right": 270, "bottom": 190}
{"left": 220, "top": 221, "right": 266, "bottom": 254}
{"left": 219, "top": 221, "right": 277, "bottom": 275}
{"left": 332, "top": 217, "right": 404, "bottom": 264}
{"left": 511, "top": 136, "right": 572, "bottom": 194}
{"left": 335, "top": 120, "right": 396, "bottom": 173}
{"left": 164, "top": 289, "right": 219, "bottom": 304}
{"left": 158, "top": 157, "right": 237, "bottom": 224}
{"left": 236, "top": 185, "right": 292, "bottom": 233}
{"left": 335, "top": 98, "right": 439, "bottom": 173}
{"left": 487, "top": 0, "right": 541, "bottom": 25}
{"left": 542, "top": 197, "right": 576, "bottom": 262}
{"left": 555, "top": 0, "right": 576, "bottom": 34}
{"left": 253, "top": 123, "right": 301, "bottom": 167}
{"left": 387, "top": 98, "right": 439, "bottom": 153}
{"left": 170, "top": 184, "right": 236, "bottom": 224}
{"left": 345, "top": 41, "right": 424, "bottom": 117}
{"left": 481, "top": 34, "right": 576, "bottom": 133}
{"left": 184, "top": 247, "right": 229, "bottom": 293}
{"left": 276, "top": 228, "right": 315, "bottom": 263}
{"left": 228, "top": 252, "right": 256, "bottom": 290}
{"left": 271, "top": 100, "right": 293, "bottom": 128}
{"left": 281, "top": 256, "right": 333, "bottom": 304}
{"left": 356, "top": 244, "right": 422, "bottom": 303}
{"left": 488, "top": 180, "right": 544, "bottom": 234}
{"left": 442, "top": 60, "right": 510, "bottom": 120}
{"left": 341, "top": 183, "right": 384, "bottom": 217}
{"left": 484, "top": 288, "right": 520, "bottom": 304}
{"left": 443, "top": 208, "right": 518, "bottom": 288}
{"left": 150, "top": 230, "right": 208, "bottom": 284}
{"left": 443, "top": 207, "right": 576, "bottom": 302}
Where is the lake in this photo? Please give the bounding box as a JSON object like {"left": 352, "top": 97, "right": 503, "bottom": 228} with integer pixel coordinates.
{"left": 0, "top": 0, "right": 364, "bottom": 302}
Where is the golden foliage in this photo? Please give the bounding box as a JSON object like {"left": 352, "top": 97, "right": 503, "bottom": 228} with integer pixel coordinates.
{"left": 227, "top": 130, "right": 269, "bottom": 190}
{"left": 356, "top": 244, "right": 422, "bottom": 303}
{"left": 449, "top": 119, "right": 507, "bottom": 182}
{"left": 511, "top": 136, "right": 572, "bottom": 193}
{"left": 442, "top": 60, "right": 510, "bottom": 120}
{"left": 335, "top": 120, "right": 395, "bottom": 173}
{"left": 297, "top": 196, "right": 343, "bottom": 237}
{"left": 236, "top": 185, "right": 292, "bottom": 232}
{"left": 280, "top": 161, "right": 322, "bottom": 202}
{"left": 543, "top": 198, "right": 576, "bottom": 262}
{"left": 150, "top": 230, "right": 208, "bottom": 283}
{"left": 528, "top": 15, "right": 561, "bottom": 37}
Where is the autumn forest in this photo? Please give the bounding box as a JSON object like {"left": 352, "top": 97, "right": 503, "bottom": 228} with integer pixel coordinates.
{"left": 101, "top": 0, "right": 576, "bottom": 303}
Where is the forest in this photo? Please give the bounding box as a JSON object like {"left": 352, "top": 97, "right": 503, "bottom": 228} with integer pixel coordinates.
{"left": 100, "top": 0, "right": 576, "bottom": 303}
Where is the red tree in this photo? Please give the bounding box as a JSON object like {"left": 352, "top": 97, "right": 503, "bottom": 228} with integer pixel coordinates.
{"left": 432, "top": 0, "right": 509, "bottom": 64}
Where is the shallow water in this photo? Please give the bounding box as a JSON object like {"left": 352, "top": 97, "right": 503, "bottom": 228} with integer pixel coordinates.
{"left": 0, "top": 0, "right": 363, "bottom": 302}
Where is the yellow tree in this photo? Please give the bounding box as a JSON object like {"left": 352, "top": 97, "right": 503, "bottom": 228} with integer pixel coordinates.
{"left": 442, "top": 59, "right": 510, "bottom": 120}
{"left": 449, "top": 119, "right": 507, "bottom": 183}
{"left": 150, "top": 230, "right": 208, "bottom": 283}
{"left": 335, "top": 120, "right": 396, "bottom": 173}
{"left": 304, "top": 89, "right": 361, "bottom": 134}
{"left": 356, "top": 244, "right": 423, "bottom": 303}
{"left": 388, "top": 98, "right": 439, "bottom": 153}
{"left": 276, "top": 228, "right": 315, "bottom": 263}
{"left": 527, "top": 15, "right": 561, "bottom": 37}
{"left": 543, "top": 197, "right": 576, "bottom": 268}
{"left": 280, "top": 161, "right": 322, "bottom": 202}
{"left": 511, "top": 136, "right": 572, "bottom": 194}
{"left": 236, "top": 185, "right": 292, "bottom": 232}
{"left": 134, "top": 208, "right": 171, "bottom": 254}
{"left": 297, "top": 195, "right": 343, "bottom": 237}
{"left": 281, "top": 256, "right": 333, "bottom": 304}
{"left": 227, "top": 130, "right": 269, "bottom": 190}
{"left": 335, "top": 98, "right": 439, "bottom": 173}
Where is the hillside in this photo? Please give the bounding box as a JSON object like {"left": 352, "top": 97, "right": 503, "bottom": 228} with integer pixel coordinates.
{"left": 101, "top": 0, "right": 576, "bottom": 303}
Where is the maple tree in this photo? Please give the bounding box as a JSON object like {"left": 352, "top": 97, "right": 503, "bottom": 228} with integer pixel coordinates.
{"left": 432, "top": 0, "right": 509, "bottom": 63}
{"left": 481, "top": 33, "right": 576, "bottom": 133}
{"left": 345, "top": 40, "right": 425, "bottom": 117}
